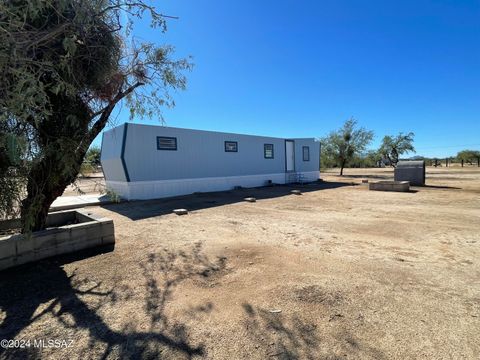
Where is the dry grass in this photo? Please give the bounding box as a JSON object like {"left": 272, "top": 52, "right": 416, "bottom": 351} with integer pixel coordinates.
{"left": 0, "top": 167, "right": 479, "bottom": 359}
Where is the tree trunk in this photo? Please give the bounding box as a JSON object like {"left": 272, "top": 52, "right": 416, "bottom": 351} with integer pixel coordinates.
{"left": 21, "top": 190, "right": 59, "bottom": 233}
{"left": 20, "top": 147, "right": 85, "bottom": 233}
{"left": 339, "top": 159, "right": 346, "bottom": 176}
{"left": 20, "top": 94, "right": 92, "bottom": 233}
{"left": 18, "top": 81, "right": 135, "bottom": 233}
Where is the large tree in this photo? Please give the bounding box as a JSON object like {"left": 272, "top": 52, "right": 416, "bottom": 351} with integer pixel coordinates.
{"left": 378, "top": 132, "right": 415, "bottom": 167}
{"left": 0, "top": 1, "right": 191, "bottom": 232}
{"left": 321, "top": 118, "right": 374, "bottom": 176}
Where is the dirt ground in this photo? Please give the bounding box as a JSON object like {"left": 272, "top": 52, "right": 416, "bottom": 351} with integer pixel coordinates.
{"left": 0, "top": 167, "right": 479, "bottom": 359}
{"left": 62, "top": 173, "right": 105, "bottom": 196}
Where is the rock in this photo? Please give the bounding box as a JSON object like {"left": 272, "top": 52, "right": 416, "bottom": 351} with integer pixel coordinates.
{"left": 244, "top": 197, "right": 256, "bottom": 202}
{"left": 291, "top": 190, "right": 302, "bottom": 195}
{"left": 173, "top": 208, "right": 188, "bottom": 215}
{"left": 268, "top": 309, "right": 282, "bottom": 313}
{"left": 329, "top": 313, "right": 344, "bottom": 321}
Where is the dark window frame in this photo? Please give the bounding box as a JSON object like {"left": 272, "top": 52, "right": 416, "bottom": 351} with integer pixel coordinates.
{"left": 224, "top": 141, "right": 238, "bottom": 152}
{"left": 302, "top": 146, "right": 310, "bottom": 161}
{"left": 157, "top": 136, "right": 178, "bottom": 151}
{"left": 264, "top": 144, "right": 274, "bottom": 159}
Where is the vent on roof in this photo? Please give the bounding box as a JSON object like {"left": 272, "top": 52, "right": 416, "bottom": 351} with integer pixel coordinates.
{"left": 157, "top": 136, "right": 177, "bottom": 150}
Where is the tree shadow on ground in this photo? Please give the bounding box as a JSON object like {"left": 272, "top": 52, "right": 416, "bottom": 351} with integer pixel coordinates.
{"left": 102, "top": 181, "right": 356, "bottom": 221}
{"left": 242, "top": 303, "right": 321, "bottom": 359}
{"left": 0, "top": 243, "right": 225, "bottom": 359}
{"left": 242, "top": 303, "right": 385, "bottom": 359}
{"left": 419, "top": 184, "right": 462, "bottom": 190}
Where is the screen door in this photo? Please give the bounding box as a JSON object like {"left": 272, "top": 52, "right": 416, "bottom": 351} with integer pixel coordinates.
{"left": 285, "top": 140, "right": 295, "bottom": 172}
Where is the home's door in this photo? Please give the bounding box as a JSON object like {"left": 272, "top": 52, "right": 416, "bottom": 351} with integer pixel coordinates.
{"left": 285, "top": 140, "right": 295, "bottom": 172}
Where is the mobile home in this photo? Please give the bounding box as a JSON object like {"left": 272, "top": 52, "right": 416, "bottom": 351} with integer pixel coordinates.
{"left": 101, "top": 124, "right": 320, "bottom": 200}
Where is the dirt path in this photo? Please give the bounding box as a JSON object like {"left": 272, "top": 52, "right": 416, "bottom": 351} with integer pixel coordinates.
{"left": 1, "top": 167, "right": 479, "bottom": 359}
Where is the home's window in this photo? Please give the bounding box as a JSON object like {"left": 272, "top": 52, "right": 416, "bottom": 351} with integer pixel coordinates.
{"left": 264, "top": 144, "right": 274, "bottom": 159}
{"left": 157, "top": 136, "right": 177, "bottom": 150}
{"left": 225, "top": 141, "right": 238, "bottom": 152}
{"left": 302, "top": 146, "right": 310, "bottom": 161}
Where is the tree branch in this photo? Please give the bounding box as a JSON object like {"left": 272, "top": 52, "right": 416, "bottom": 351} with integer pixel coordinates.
{"left": 97, "top": 2, "right": 178, "bottom": 19}
{"left": 86, "top": 81, "right": 144, "bottom": 143}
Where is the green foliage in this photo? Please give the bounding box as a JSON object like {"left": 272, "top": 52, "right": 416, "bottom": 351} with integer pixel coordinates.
{"left": 85, "top": 147, "right": 101, "bottom": 167}
{"left": 80, "top": 146, "right": 101, "bottom": 176}
{"left": 0, "top": 0, "right": 120, "bottom": 125}
{"left": 79, "top": 163, "right": 95, "bottom": 177}
{"left": 105, "top": 188, "right": 121, "bottom": 203}
{"left": 321, "top": 150, "right": 380, "bottom": 170}
{"left": 320, "top": 151, "right": 337, "bottom": 169}
{"left": 0, "top": 127, "right": 28, "bottom": 219}
{"left": 350, "top": 150, "right": 381, "bottom": 168}
{"left": 0, "top": 173, "right": 24, "bottom": 220}
{"left": 321, "top": 118, "right": 374, "bottom": 175}
{"left": 378, "top": 132, "right": 415, "bottom": 167}
{"left": 0, "top": 1, "right": 191, "bottom": 231}
{"left": 456, "top": 150, "right": 480, "bottom": 164}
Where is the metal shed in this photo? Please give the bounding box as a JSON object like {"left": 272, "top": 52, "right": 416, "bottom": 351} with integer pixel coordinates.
{"left": 394, "top": 160, "right": 426, "bottom": 186}
{"left": 101, "top": 124, "right": 320, "bottom": 200}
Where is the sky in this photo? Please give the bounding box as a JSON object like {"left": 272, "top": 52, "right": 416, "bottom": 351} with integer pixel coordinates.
{"left": 93, "top": 0, "right": 480, "bottom": 158}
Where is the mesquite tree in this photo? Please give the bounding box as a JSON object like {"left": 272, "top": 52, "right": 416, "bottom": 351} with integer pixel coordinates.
{"left": 378, "top": 132, "right": 415, "bottom": 167}
{"left": 456, "top": 150, "right": 480, "bottom": 165}
{"left": 321, "top": 118, "right": 374, "bottom": 176}
{"left": 0, "top": 1, "right": 191, "bottom": 232}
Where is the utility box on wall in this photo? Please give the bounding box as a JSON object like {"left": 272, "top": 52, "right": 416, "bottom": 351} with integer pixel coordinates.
{"left": 394, "top": 160, "right": 426, "bottom": 186}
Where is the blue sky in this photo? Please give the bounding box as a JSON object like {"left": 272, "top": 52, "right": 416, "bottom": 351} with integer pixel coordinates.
{"left": 94, "top": 0, "right": 480, "bottom": 158}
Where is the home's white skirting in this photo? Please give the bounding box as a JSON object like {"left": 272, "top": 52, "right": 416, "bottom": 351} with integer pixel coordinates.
{"left": 106, "top": 171, "right": 319, "bottom": 200}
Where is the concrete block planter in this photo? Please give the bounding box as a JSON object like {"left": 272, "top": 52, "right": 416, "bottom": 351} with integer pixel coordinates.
{"left": 369, "top": 181, "right": 410, "bottom": 192}
{"left": 0, "top": 210, "right": 114, "bottom": 271}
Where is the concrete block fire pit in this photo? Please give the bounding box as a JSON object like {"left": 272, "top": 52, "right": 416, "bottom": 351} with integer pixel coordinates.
{"left": 0, "top": 210, "right": 114, "bottom": 271}
{"left": 369, "top": 181, "right": 410, "bottom": 192}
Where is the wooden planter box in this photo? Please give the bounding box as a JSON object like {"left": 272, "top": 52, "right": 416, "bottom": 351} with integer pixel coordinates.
{"left": 0, "top": 210, "right": 114, "bottom": 271}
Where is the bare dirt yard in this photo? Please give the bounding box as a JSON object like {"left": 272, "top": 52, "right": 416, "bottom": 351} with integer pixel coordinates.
{"left": 62, "top": 173, "right": 105, "bottom": 196}
{"left": 1, "top": 167, "right": 479, "bottom": 359}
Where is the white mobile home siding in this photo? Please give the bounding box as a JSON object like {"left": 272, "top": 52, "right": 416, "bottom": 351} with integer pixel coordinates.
{"left": 101, "top": 124, "right": 320, "bottom": 200}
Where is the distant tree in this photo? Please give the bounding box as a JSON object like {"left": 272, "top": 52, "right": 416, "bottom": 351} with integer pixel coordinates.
{"left": 408, "top": 156, "right": 426, "bottom": 161}
{"left": 320, "top": 149, "right": 337, "bottom": 169}
{"left": 321, "top": 118, "right": 374, "bottom": 175}
{"left": 0, "top": 1, "right": 191, "bottom": 232}
{"left": 361, "top": 150, "right": 382, "bottom": 168}
{"left": 456, "top": 150, "right": 480, "bottom": 165}
{"left": 378, "top": 132, "right": 415, "bottom": 167}
{"left": 79, "top": 146, "right": 102, "bottom": 176}
{"left": 85, "top": 147, "right": 101, "bottom": 167}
